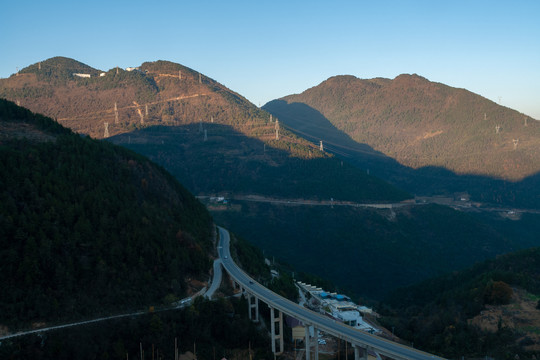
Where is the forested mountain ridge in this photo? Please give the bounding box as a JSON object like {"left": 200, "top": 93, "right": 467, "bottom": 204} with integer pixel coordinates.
{"left": 0, "top": 56, "right": 304, "bottom": 141}
{"left": 266, "top": 74, "right": 539, "bottom": 181}
{"left": 382, "top": 247, "right": 540, "bottom": 359}
{"left": 0, "top": 99, "right": 213, "bottom": 331}
{"left": 0, "top": 57, "right": 410, "bottom": 202}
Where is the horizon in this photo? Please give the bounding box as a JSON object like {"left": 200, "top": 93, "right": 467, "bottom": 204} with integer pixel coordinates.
{"left": 1, "top": 0, "right": 539, "bottom": 120}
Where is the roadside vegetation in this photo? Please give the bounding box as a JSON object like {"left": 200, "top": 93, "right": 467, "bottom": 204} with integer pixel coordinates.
{"left": 0, "top": 297, "right": 271, "bottom": 360}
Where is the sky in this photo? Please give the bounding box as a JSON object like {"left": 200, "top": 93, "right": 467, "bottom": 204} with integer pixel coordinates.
{"left": 2, "top": 0, "right": 539, "bottom": 119}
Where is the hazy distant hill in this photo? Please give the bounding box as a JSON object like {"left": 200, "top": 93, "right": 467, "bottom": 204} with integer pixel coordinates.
{"left": 265, "top": 74, "right": 539, "bottom": 181}
{"left": 0, "top": 99, "right": 213, "bottom": 330}
{"left": 383, "top": 246, "right": 540, "bottom": 358}
{"left": 0, "top": 57, "right": 410, "bottom": 202}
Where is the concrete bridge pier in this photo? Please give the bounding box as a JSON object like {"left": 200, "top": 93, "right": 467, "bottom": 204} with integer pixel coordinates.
{"left": 247, "top": 294, "right": 259, "bottom": 322}
{"left": 270, "top": 307, "right": 284, "bottom": 355}
{"left": 304, "top": 325, "right": 320, "bottom": 360}
{"left": 354, "top": 344, "right": 367, "bottom": 360}
{"left": 314, "top": 328, "right": 319, "bottom": 360}
{"left": 305, "top": 325, "right": 311, "bottom": 360}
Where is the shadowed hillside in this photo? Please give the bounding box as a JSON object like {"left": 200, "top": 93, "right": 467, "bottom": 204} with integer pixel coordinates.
{"left": 265, "top": 74, "right": 539, "bottom": 181}
{"left": 212, "top": 201, "right": 540, "bottom": 300}
{"left": 0, "top": 99, "right": 213, "bottom": 331}
{"left": 0, "top": 57, "right": 411, "bottom": 203}
{"left": 382, "top": 247, "right": 540, "bottom": 358}
{"left": 108, "top": 123, "right": 409, "bottom": 202}
{"left": 264, "top": 77, "right": 540, "bottom": 208}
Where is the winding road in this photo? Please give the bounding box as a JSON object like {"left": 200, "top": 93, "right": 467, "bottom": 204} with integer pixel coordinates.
{"left": 2, "top": 226, "right": 444, "bottom": 360}
{"left": 218, "top": 226, "right": 444, "bottom": 360}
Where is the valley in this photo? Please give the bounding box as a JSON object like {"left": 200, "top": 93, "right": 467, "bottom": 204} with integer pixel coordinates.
{"left": 1, "top": 56, "right": 540, "bottom": 359}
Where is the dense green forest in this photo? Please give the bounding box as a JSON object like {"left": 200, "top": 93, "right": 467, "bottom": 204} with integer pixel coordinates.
{"left": 213, "top": 202, "right": 540, "bottom": 300}
{"left": 0, "top": 297, "right": 271, "bottom": 360}
{"left": 381, "top": 247, "right": 540, "bottom": 359}
{"left": 0, "top": 99, "right": 213, "bottom": 329}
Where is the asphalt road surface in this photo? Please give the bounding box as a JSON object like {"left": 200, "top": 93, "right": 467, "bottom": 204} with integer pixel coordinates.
{"left": 217, "top": 226, "right": 444, "bottom": 360}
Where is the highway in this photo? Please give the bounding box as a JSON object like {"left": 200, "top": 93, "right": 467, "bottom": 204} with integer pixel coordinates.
{"left": 205, "top": 258, "right": 223, "bottom": 299}
{"left": 217, "top": 226, "right": 444, "bottom": 360}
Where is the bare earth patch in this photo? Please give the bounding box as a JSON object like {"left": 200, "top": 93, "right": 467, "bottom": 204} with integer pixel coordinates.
{"left": 468, "top": 288, "right": 540, "bottom": 351}
{"left": 415, "top": 130, "right": 444, "bottom": 141}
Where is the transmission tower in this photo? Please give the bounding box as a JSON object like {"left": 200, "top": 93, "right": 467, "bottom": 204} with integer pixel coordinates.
{"left": 513, "top": 139, "right": 519, "bottom": 150}
{"left": 319, "top": 140, "right": 324, "bottom": 151}
{"left": 114, "top": 102, "right": 119, "bottom": 124}
{"left": 104, "top": 122, "right": 109, "bottom": 138}
{"left": 495, "top": 125, "right": 501, "bottom": 134}
{"left": 38, "top": 62, "right": 41, "bottom": 70}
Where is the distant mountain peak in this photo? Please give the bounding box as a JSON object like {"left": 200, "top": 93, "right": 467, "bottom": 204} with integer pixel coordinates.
{"left": 267, "top": 73, "right": 540, "bottom": 182}
{"left": 19, "top": 56, "right": 100, "bottom": 76}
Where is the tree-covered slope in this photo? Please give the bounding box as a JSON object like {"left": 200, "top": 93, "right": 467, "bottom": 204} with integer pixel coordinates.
{"left": 110, "top": 124, "right": 410, "bottom": 202}
{"left": 382, "top": 247, "right": 540, "bottom": 358}
{"left": 0, "top": 57, "right": 411, "bottom": 202}
{"left": 0, "top": 99, "right": 213, "bottom": 330}
{"left": 266, "top": 74, "right": 539, "bottom": 181}
{"left": 212, "top": 201, "right": 540, "bottom": 300}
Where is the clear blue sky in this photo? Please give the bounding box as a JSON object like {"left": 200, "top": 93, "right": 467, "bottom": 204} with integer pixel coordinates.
{"left": 2, "top": 0, "right": 539, "bottom": 119}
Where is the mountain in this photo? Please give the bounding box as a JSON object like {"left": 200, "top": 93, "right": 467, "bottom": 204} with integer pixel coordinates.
{"left": 382, "top": 247, "right": 540, "bottom": 358}
{"left": 0, "top": 99, "right": 213, "bottom": 330}
{"left": 266, "top": 74, "right": 539, "bottom": 180}
{"left": 3, "top": 58, "right": 538, "bottom": 306}
{"left": 0, "top": 57, "right": 410, "bottom": 202}
{"left": 263, "top": 75, "right": 540, "bottom": 208}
